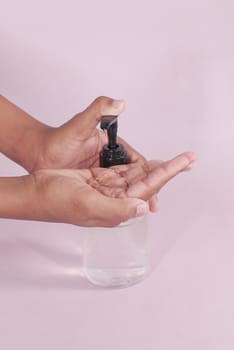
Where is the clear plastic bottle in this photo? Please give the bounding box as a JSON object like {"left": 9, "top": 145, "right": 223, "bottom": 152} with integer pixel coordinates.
{"left": 83, "top": 215, "right": 150, "bottom": 288}
{"left": 83, "top": 114, "right": 150, "bottom": 288}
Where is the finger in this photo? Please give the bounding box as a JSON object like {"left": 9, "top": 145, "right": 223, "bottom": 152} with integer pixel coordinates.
{"left": 84, "top": 189, "right": 149, "bottom": 227}
{"left": 61, "top": 96, "right": 125, "bottom": 139}
{"left": 184, "top": 160, "right": 196, "bottom": 171}
{"left": 88, "top": 162, "right": 155, "bottom": 195}
{"left": 149, "top": 195, "right": 158, "bottom": 212}
{"left": 112, "top": 162, "right": 149, "bottom": 186}
{"left": 88, "top": 161, "right": 166, "bottom": 195}
{"left": 112, "top": 160, "right": 163, "bottom": 187}
{"left": 147, "top": 160, "right": 164, "bottom": 168}
{"left": 112, "top": 160, "right": 163, "bottom": 173}
{"left": 127, "top": 152, "right": 197, "bottom": 200}
{"left": 89, "top": 168, "right": 127, "bottom": 188}
{"left": 148, "top": 159, "right": 193, "bottom": 172}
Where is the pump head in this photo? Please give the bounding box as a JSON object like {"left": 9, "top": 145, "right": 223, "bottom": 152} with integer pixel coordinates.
{"left": 99, "top": 115, "right": 128, "bottom": 168}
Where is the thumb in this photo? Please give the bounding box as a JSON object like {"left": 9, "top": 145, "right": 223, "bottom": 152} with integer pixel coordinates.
{"left": 90, "top": 193, "right": 149, "bottom": 227}
{"left": 62, "top": 96, "right": 125, "bottom": 139}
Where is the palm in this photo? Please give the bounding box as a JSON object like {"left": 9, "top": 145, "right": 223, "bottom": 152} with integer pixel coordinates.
{"left": 37, "top": 152, "right": 195, "bottom": 204}
{"left": 33, "top": 151, "right": 195, "bottom": 227}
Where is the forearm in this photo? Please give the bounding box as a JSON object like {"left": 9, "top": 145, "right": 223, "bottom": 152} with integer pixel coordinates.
{"left": 0, "top": 176, "right": 38, "bottom": 220}
{"left": 0, "top": 96, "right": 49, "bottom": 172}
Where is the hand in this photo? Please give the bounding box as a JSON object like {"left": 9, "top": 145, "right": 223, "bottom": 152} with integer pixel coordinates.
{"left": 28, "top": 152, "right": 195, "bottom": 227}
{"left": 32, "top": 96, "right": 144, "bottom": 171}
{"left": 0, "top": 95, "right": 194, "bottom": 219}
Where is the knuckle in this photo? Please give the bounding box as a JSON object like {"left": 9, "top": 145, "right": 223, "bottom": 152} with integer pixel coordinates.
{"left": 94, "top": 95, "right": 108, "bottom": 106}
{"left": 94, "top": 96, "right": 105, "bottom": 103}
{"left": 94, "top": 96, "right": 112, "bottom": 114}
{"left": 160, "top": 162, "right": 171, "bottom": 174}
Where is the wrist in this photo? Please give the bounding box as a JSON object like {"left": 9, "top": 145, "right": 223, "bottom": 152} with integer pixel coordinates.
{"left": 0, "top": 175, "right": 39, "bottom": 221}
{"left": 20, "top": 124, "right": 51, "bottom": 173}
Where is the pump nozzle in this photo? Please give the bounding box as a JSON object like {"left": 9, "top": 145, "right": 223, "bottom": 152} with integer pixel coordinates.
{"left": 99, "top": 115, "right": 128, "bottom": 168}
{"left": 100, "top": 115, "right": 118, "bottom": 149}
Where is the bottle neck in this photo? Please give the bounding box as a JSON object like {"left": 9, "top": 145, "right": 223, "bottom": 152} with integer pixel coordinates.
{"left": 107, "top": 121, "right": 118, "bottom": 149}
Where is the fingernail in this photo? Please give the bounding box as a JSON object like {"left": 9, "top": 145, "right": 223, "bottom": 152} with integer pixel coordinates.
{"left": 112, "top": 99, "right": 124, "bottom": 108}
{"left": 135, "top": 203, "right": 149, "bottom": 217}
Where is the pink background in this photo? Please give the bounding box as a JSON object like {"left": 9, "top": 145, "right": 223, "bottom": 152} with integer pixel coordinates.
{"left": 1, "top": 0, "right": 234, "bottom": 349}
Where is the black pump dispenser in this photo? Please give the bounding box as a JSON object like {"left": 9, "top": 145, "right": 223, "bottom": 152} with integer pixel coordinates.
{"left": 99, "top": 115, "right": 128, "bottom": 168}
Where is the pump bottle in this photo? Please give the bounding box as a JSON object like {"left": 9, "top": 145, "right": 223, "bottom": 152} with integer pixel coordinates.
{"left": 83, "top": 116, "right": 150, "bottom": 288}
